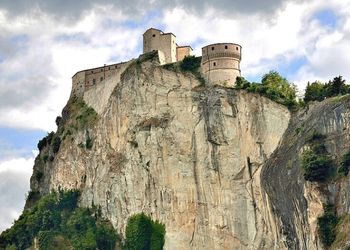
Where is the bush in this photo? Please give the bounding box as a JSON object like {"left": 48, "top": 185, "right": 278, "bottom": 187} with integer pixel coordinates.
{"left": 37, "top": 132, "right": 55, "bottom": 151}
{"left": 86, "top": 133, "right": 93, "bottom": 150}
{"left": 318, "top": 204, "right": 338, "bottom": 247}
{"left": 306, "top": 130, "right": 326, "bottom": 143}
{"left": 52, "top": 136, "right": 61, "bottom": 154}
{"left": 0, "top": 190, "right": 119, "bottom": 250}
{"left": 302, "top": 148, "right": 333, "bottom": 182}
{"left": 124, "top": 213, "right": 166, "bottom": 250}
{"left": 180, "top": 55, "right": 201, "bottom": 73}
{"left": 304, "top": 76, "right": 350, "bottom": 103}
{"left": 235, "top": 72, "right": 298, "bottom": 109}
{"left": 35, "top": 171, "right": 43, "bottom": 181}
{"left": 339, "top": 151, "right": 350, "bottom": 176}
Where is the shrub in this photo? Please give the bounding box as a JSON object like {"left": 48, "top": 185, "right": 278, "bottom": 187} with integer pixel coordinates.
{"left": 339, "top": 151, "right": 350, "bottom": 176}
{"left": 124, "top": 213, "right": 166, "bottom": 250}
{"left": 318, "top": 204, "right": 338, "bottom": 247}
{"left": 35, "top": 171, "right": 43, "bottom": 181}
{"left": 306, "top": 130, "right": 326, "bottom": 143}
{"left": 234, "top": 72, "right": 298, "bottom": 109}
{"left": 55, "top": 116, "right": 62, "bottom": 127}
{"left": 180, "top": 55, "right": 201, "bottom": 73}
{"left": 180, "top": 56, "right": 205, "bottom": 85}
{"left": 52, "top": 136, "right": 61, "bottom": 154}
{"left": 96, "top": 221, "right": 119, "bottom": 250}
{"left": 0, "top": 190, "right": 119, "bottom": 250}
{"left": 37, "top": 132, "right": 55, "bottom": 151}
{"left": 302, "top": 148, "right": 333, "bottom": 182}
{"left": 86, "top": 134, "right": 93, "bottom": 150}
{"left": 304, "top": 76, "right": 350, "bottom": 103}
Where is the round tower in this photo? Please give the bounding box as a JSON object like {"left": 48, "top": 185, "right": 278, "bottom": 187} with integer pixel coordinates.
{"left": 201, "top": 43, "right": 242, "bottom": 87}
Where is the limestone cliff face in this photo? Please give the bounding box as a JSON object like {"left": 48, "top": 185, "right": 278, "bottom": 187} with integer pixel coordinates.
{"left": 28, "top": 54, "right": 350, "bottom": 249}
{"left": 262, "top": 96, "right": 350, "bottom": 250}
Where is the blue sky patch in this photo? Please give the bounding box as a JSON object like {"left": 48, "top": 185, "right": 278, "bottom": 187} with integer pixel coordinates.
{"left": 276, "top": 56, "right": 308, "bottom": 82}
{"left": 0, "top": 127, "right": 46, "bottom": 160}
{"left": 314, "top": 9, "right": 338, "bottom": 29}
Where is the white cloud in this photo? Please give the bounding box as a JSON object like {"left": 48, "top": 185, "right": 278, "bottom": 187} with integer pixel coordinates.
{"left": 0, "top": 152, "right": 36, "bottom": 232}
{"left": 0, "top": 7, "right": 140, "bottom": 131}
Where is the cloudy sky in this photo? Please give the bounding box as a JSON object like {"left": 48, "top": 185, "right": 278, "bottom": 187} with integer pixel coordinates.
{"left": 0, "top": 0, "right": 349, "bottom": 231}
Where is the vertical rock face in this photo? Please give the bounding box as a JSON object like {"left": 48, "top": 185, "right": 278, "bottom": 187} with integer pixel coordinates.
{"left": 33, "top": 57, "right": 291, "bottom": 249}
{"left": 262, "top": 97, "right": 350, "bottom": 250}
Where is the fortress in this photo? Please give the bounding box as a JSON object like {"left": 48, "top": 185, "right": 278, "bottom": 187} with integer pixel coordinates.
{"left": 71, "top": 28, "right": 241, "bottom": 97}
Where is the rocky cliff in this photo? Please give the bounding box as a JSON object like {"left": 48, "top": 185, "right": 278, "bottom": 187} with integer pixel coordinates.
{"left": 27, "top": 53, "right": 350, "bottom": 250}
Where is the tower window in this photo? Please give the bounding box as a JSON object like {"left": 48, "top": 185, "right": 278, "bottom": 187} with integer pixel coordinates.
{"left": 236, "top": 47, "right": 239, "bottom": 50}
{"left": 152, "top": 34, "right": 156, "bottom": 37}
{"left": 93, "top": 79, "right": 96, "bottom": 85}
{"left": 213, "top": 62, "right": 216, "bottom": 66}
{"left": 225, "top": 46, "right": 228, "bottom": 49}
{"left": 91, "top": 71, "right": 93, "bottom": 73}
{"left": 100, "top": 77, "right": 103, "bottom": 81}
{"left": 211, "top": 47, "right": 215, "bottom": 50}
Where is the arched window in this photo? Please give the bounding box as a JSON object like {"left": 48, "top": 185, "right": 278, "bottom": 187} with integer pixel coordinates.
{"left": 225, "top": 46, "right": 228, "bottom": 49}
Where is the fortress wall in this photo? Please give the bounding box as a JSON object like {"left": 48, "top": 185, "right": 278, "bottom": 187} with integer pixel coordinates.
{"left": 84, "top": 62, "right": 127, "bottom": 90}
{"left": 71, "top": 62, "right": 128, "bottom": 98}
{"left": 83, "top": 61, "right": 132, "bottom": 114}
{"left": 71, "top": 71, "right": 86, "bottom": 97}
{"left": 176, "top": 46, "right": 192, "bottom": 61}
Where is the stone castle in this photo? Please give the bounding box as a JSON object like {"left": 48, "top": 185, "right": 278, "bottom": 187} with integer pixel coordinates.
{"left": 71, "top": 28, "right": 241, "bottom": 97}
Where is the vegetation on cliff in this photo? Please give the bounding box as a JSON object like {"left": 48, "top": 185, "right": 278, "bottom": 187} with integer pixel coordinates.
{"left": 163, "top": 55, "right": 205, "bottom": 84}
{"left": 235, "top": 71, "right": 298, "bottom": 109}
{"left": 0, "top": 190, "right": 119, "bottom": 250}
{"left": 124, "top": 213, "right": 166, "bottom": 250}
{"left": 301, "top": 131, "right": 334, "bottom": 182}
{"left": 304, "top": 76, "right": 349, "bottom": 103}
{"left": 318, "top": 204, "right": 338, "bottom": 247}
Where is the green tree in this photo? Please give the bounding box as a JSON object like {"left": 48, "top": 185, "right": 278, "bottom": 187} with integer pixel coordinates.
{"left": 261, "top": 71, "right": 297, "bottom": 107}
{"left": 124, "top": 213, "right": 166, "bottom": 250}
{"left": 325, "top": 76, "right": 348, "bottom": 97}
{"left": 318, "top": 204, "right": 338, "bottom": 247}
{"left": 304, "top": 81, "right": 325, "bottom": 102}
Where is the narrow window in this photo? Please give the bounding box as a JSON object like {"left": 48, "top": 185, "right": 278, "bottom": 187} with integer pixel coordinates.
{"left": 236, "top": 47, "right": 239, "bottom": 50}
{"left": 91, "top": 71, "right": 93, "bottom": 73}
{"left": 225, "top": 45, "right": 228, "bottom": 49}
{"left": 152, "top": 34, "right": 156, "bottom": 37}
{"left": 101, "top": 69, "right": 103, "bottom": 72}
{"left": 213, "top": 62, "right": 216, "bottom": 66}
{"left": 93, "top": 79, "right": 96, "bottom": 85}
{"left": 115, "top": 65, "right": 118, "bottom": 69}
{"left": 211, "top": 47, "right": 215, "bottom": 51}
{"left": 100, "top": 77, "right": 103, "bottom": 81}
{"left": 108, "top": 67, "right": 110, "bottom": 70}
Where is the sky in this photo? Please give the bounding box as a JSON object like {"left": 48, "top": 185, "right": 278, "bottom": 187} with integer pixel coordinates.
{"left": 0, "top": 0, "right": 350, "bottom": 232}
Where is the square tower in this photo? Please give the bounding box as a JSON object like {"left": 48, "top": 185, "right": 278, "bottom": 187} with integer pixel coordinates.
{"left": 143, "top": 28, "right": 177, "bottom": 64}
